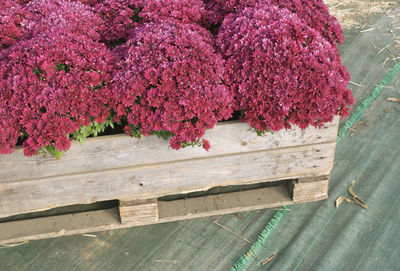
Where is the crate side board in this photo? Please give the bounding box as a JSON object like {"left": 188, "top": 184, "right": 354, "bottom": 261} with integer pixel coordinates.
{"left": 0, "top": 183, "right": 293, "bottom": 244}
{"left": 0, "top": 176, "right": 330, "bottom": 244}
{"left": 0, "top": 141, "right": 336, "bottom": 218}
{"left": 0, "top": 118, "right": 339, "bottom": 182}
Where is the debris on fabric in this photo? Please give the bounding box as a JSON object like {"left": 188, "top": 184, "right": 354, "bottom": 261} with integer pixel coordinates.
{"left": 336, "top": 181, "right": 368, "bottom": 209}
{"left": 259, "top": 252, "right": 279, "bottom": 266}
{"left": 387, "top": 97, "right": 400, "bottom": 102}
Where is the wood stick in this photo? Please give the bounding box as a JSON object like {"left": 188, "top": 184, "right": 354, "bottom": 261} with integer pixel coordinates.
{"left": 213, "top": 220, "right": 251, "bottom": 244}
{"left": 260, "top": 252, "right": 279, "bottom": 266}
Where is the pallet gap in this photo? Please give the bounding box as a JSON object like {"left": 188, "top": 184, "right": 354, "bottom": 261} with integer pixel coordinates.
{"left": 0, "top": 200, "right": 118, "bottom": 224}
{"left": 158, "top": 179, "right": 292, "bottom": 202}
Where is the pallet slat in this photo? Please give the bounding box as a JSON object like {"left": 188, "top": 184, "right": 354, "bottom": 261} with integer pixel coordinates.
{"left": 292, "top": 176, "right": 330, "bottom": 202}
{"left": 119, "top": 199, "right": 158, "bottom": 224}
{"left": 0, "top": 118, "right": 340, "bottom": 243}
{"left": 0, "top": 118, "right": 339, "bottom": 182}
{"left": 0, "top": 141, "right": 336, "bottom": 218}
{"left": 0, "top": 183, "right": 294, "bottom": 244}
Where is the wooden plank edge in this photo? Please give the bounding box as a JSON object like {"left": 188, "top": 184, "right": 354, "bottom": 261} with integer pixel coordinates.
{"left": 1, "top": 184, "right": 294, "bottom": 244}
{"left": 0, "top": 141, "right": 336, "bottom": 218}
{"left": 8, "top": 117, "right": 339, "bottom": 151}
{"left": 0, "top": 117, "right": 339, "bottom": 183}
{"left": 1, "top": 138, "right": 338, "bottom": 184}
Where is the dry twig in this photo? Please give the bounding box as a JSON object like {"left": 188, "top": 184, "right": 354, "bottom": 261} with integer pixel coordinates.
{"left": 349, "top": 81, "right": 365, "bottom": 88}
{"left": 336, "top": 181, "right": 368, "bottom": 209}
{"left": 387, "top": 97, "right": 400, "bottom": 102}
{"left": 260, "top": 252, "right": 279, "bottom": 266}
{"left": 349, "top": 121, "right": 364, "bottom": 133}
{"left": 153, "top": 260, "right": 183, "bottom": 263}
{"left": 213, "top": 220, "right": 251, "bottom": 243}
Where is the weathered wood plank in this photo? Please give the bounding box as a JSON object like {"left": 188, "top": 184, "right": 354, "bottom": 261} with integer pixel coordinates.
{"left": 0, "top": 141, "right": 336, "bottom": 218}
{"left": 0, "top": 118, "right": 339, "bottom": 182}
{"left": 291, "top": 176, "right": 330, "bottom": 202}
{"left": 119, "top": 199, "right": 158, "bottom": 224}
{"left": 0, "top": 208, "right": 121, "bottom": 245}
{"left": 0, "top": 184, "right": 293, "bottom": 244}
{"left": 158, "top": 184, "right": 292, "bottom": 220}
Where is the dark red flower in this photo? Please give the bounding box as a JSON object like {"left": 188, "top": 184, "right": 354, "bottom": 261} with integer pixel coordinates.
{"left": 113, "top": 21, "right": 233, "bottom": 150}
{"left": 0, "top": 31, "right": 116, "bottom": 155}
{"left": 217, "top": 5, "right": 353, "bottom": 132}
{"left": 204, "top": 0, "right": 343, "bottom": 45}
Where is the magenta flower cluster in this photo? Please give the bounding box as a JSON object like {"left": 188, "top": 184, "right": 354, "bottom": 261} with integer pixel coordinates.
{"left": 0, "top": 0, "right": 353, "bottom": 156}
{"left": 217, "top": 5, "right": 353, "bottom": 131}
{"left": 0, "top": 32, "right": 116, "bottom": 156}
{"left": 113, "top": 22, "right": 232, "bottom": 149}
{"left": 204, "top": 0, "right": 343, "bottom": 45}
{"left": 0, "top": 1, "right": 30, "bottom": 48}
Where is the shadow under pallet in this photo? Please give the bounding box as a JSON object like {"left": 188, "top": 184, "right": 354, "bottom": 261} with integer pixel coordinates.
{"left": 0, "top": 118, "right": 338, "bottom": 244}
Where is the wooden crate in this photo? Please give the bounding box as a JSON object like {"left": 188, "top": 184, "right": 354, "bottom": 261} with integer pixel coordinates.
{"left": 0, "top": 118, "right": 339, "bottom": 244}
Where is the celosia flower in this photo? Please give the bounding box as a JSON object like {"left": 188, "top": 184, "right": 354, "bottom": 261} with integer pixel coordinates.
{"left": 217, "top": 5, "right": 353, "bottom": 132}
{"left": 113, "top": 21, "right": 233, "bottom": 150}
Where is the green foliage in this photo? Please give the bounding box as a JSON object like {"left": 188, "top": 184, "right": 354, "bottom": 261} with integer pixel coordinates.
{"left": 255, "top": 128, "right": 274, "bottom": 136}
{"left": 150, "top": 130, "right": 174, "bottom": 140}
{"left": 73, "top": 117, "right": 115, "bottom": 144}
{"left": 55, "top": 62, "right": 71, "bottom": 73}
{"left": 33, "top": 67, "right": 46, "bottom": 81}
{"left": 128, "top": 5, "right": 143, "bottom": 23}
{"left": 126, "top": 124, "right": 174, "bottom": 141}
{"left": 126, "top": 125, "right": 204, "bottom": 149}
{"left": 88, "top": 81, "right": 106, "bottom": 91}
{"left": 20, "top": 131, "right": 29, "bottom": 140}
{"left": 181, "top": 140, "right": 203, "bottom": 149}
{"left": 37, "top": 145, "right": 64, "bottom": 159}
{"left": 127, "top": 124, "right": 142, "bottom": 139}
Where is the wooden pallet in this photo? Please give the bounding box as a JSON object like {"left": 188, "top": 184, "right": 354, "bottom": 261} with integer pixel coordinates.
{"left": 0, "top": 118, "right": 338, "bottom": 244}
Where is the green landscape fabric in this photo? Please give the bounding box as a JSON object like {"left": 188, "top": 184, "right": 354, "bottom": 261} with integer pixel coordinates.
{"left": 1, "top": 5, "right": 400, "bottom": 271}
{"left": 231, "top": 207, "right": 290, "bottom": 271}
{"left": 231, "top": 52, "right": 400, "bottom": 271}
{"left": 337, "top": 61, "right": 400, "bottom": 143}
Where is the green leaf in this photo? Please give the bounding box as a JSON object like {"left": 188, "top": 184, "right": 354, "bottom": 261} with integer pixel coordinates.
{"left": 38, "top": 145, "right": 65, "bottom": 159}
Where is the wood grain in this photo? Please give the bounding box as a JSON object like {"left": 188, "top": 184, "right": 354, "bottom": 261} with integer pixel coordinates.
{"left": 0, "top": 118, "right": 339, "bottom": 182}
{"left": 0, "top": 183, "right": 293, "bottom": 244}
{"left": 0, "top": 141, "right": 336, "bottom": 218}
{"left": 119, "top": 199, "right": 158, "bottom": 224}
{"left": 291, "top": 176, "right": 330, "bottom": 202}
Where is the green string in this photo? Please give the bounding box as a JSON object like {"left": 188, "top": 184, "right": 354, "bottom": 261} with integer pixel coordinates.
{"left": 231, "top": 207, "right": 290, "bottom": 271}
{"left": 293, "top": 115, "right": 399, "bottom": 271}
{"left": 230, "top": 62, "right": 400, "bottom": 271}
{"left": 337, "top": 61, "right": 400, "bottom": 143}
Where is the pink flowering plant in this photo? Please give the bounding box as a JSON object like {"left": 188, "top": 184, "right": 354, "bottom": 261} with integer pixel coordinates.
{"left": 217, "top": 5, "right": 353, "bottom": 132}
{"left": 0, "top": 1, "right": 30, "bottom": 48}
{"left": 0, "top": 0, "right": 353, "bottom": 158}
{"left": 0, "top": 32, "right": 116, "bottom": 156}
{"left": 25, "top": 0, "right": 104, "bottom": 41}
{"left": 113, "top": 21, "right": 232, "bottom": 150}
{"left": 203, "top": 0, "right": 343, "bottom": 45}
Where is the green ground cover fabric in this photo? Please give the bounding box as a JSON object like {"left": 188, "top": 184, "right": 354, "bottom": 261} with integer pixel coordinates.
{"left": 1, "top": 4, "right": 400, "bottom": 271}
